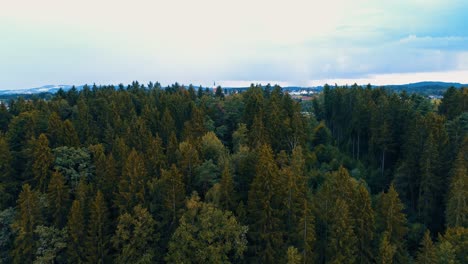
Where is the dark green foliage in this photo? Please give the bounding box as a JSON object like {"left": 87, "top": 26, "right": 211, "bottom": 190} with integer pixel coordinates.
{"left": 66, "top": 200, "right": 85, "bottom": 263}
{"left": 53, "top": 146, "right": 93, "bottom": 189}
{"left": 166, "top": 193, "right": 247, "bottom": 263}
{"left": 47, "top": 170, "right": 69, "bottom": 227}
{"left": 0, "top": 83, "right": 465, "bottom": 263}
{"left": 247, "top": 144, "right": 286, "bottom": 263}
{"left": 34, "top": 225, "right": 68, "bottom": 263}
{"left": 112, "top": 205, "right": 158, "bottom": 264}
{"left": 12, "top": 184, "right": 43, "bottom": 264}
{"left": 86, "top": 191, "right": 110, "bottom": 264}
{"left": 0, "top": 208, "right": 15, "bottom": 263}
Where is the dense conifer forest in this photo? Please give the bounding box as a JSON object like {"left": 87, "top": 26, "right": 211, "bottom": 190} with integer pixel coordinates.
{"left": 0, "top": 82, "right": 466, "bottom": 263}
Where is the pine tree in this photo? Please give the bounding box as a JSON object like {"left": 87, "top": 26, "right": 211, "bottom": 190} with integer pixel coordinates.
{"left": 145, "top": 135, "right": 166, "bottom": 178}
{"left": 47, "top": 112, "right": 63, "bottom": 147}
{"left": 116, "top": 149, "right": 147, "bottom": 213}
{"left": 378, "top": 232, "right": 397, "bottom": 264}
{"left": 112, "top": 136, "right": 129, "bottom": 171}
{"left": 47, "top": 170, "right": 69, "bottom": 227}
{"left": 326, "top": 198, "right": 357, "bottom": 264}
{"left": 0, "top": 134, "right": 14, "bottom": 208}
{"left": 247, "top": 144, "right": 286, "bottom": 263}
{"left": 66, "top": 200, "right": 86, "bottom": 264}
{"left": 415, "top": 230, "right": 436, "bottom": 264}
{"left": 284, "top": 146, "right": 308, "bottom": 245}
{"left": 435, "top": 241, "right": 457, "bottom": 264}
{"left": 287, "top": 246, "right": 302, "bottom": 264}
{"left": 314, "top": 167, "right": 359, "bottom": 263}
{"left": 11, "top": 184, "right": 42, "bottom": 264}
{"left": 218, "top": 161, "right": 235, "bottom": 211}
{"left": 86, "top": 191, "right": 110, "bottom": 264}
{"left": 166, "top": 131, "right": 178, "bottom": 165}
{"left": 159, "top": 164, "right": 186, "bottom": 226}
{"left": 354, "top": 182, "right": 375, "bottom": 264}
{"left": 160, "top": 109, "right": 176, "bottom": 147}
{"left": 103, "top": 153, "right": 118, "bottom": 201}
{"left": 249, "top": 112, "right": 268, "bottom": 148}
{"left": 375, "top": 184, "right": 408, "bottom": 262}
{"left": 297, "top": 198, "right": 315, "bottom": 264}
{"left": 90, "top": 144, "right": 107, "bottom": 196}
{"left": 33, "top": 134, "right": 54, "bottom": 192}
{"left": 438, "top": 227, "right": 468, "bottom": 264}
{"left": 418, "top": 133, "right": 438, "bottom": 227}
{"left": 62, "top": 119, "right": 80, "bottom": 147}
{"left": 446, "top": 146, "right": 467, "bottom": 228}
{"left": 177, "top": 140, "right": 200, "bottom": 192}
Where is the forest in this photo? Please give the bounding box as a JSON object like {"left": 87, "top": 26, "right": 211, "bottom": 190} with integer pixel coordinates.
{"left": 0, "top": 82, "right": 466, "bottom": 263}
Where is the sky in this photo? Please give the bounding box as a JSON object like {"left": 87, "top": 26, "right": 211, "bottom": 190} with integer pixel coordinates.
{"left": 1, "top": 0, "right": 468, "bottom": 89}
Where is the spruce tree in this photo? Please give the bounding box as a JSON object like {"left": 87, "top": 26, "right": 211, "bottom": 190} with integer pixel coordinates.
{"left": 446, "top": 145, "right": 467, "bottom": 228}
{"left": 33, "top": 134, "right": 54, "bottom": 192}
{"left": 375, "top": 184, "right": 408, "bottom": 263}
{"left": 354, "top": 182, "right": 375, "bottom": 264}
{"left": 116, "top": 149, "right": 147, "bottom": 213}
{"left": 66, "top": 200, "right": 85, "bottom": 264}
{"left": 218, "top": 161, "right": 235, "bottom": 211}
{"left": 378, "top": 232, "right": 397, "bottom": 264}
{"left": 287, "top": 246, "right": 302, "bottom": 264}
{"left": 63, "top": 119, "right": 80, "bottom": 147}
{"left": 297, "top": 198, "right": 315, "bottom": 264}
{"left": 47, "top": 170, "right": 69, "bottom": 227}
{"left": 160, "top": 164, "right": 185, "bottom": 226}
{"left": 86, "top": 191, "right": 110, "bottom": 264}
{"left": 11, "top": 184, "right": 42, "bottom": 264}
{"left": 0, "top": 135, "right": 13, "bottom": 208}
{"left": 415, "top": 230, "right": 436, "bottom": 264}
{"left": 247, "top": 144, "right": 286, "bottom": 263}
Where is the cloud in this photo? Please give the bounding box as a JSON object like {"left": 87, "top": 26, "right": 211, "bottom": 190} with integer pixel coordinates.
{"left": 398, "top": 35, "right": 468, "bottom": 50}
{"left": 308, "top": 70, "right": 468, "bottom": 86}
{"left": 1, "top": 0, "right": 468, "bottom": 89}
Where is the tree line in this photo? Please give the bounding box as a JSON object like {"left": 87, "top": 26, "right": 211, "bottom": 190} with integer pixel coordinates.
{"left": 0, "top": 82, "right": 466, "bottom": 263}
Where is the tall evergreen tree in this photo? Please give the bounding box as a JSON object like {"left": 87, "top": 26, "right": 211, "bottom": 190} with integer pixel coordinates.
{"left": 62, "top": 119, "right": 80, "bottom": 147}
{"left": 116, "top": 149, "right": 147, "bottom": 213}
{"left": 218, "top": 161, "right": 235, "bottom": 211}
{"left": 287, "top": 246, "right": 302, "bottom": 264}
{"left": 354, "top": 182, "right": 375, "bottom": 264}
{"left": 446, "top": 143, "right": 467, "bottom": 228}
{"left": 0, "top": 135, "right": 14, "bottom": 208}
{"left": 247, "top": 144, "right": 286, "bottom": 263}
{"left": 297, "top": 198, "right": 315, "bottom": 264}
{"left": 159, "top": 164, "right": 186, "bottom": 226}
{"left": 11, "top": 184, "right": 42, "bottom": 264}
{"left": 377, "top": 232, "right": 397, "bottom": 264}
{"left": 66, "top": 200, "right": 86, "bottom": 264}
{"left": 86, "top": 191, "right": 110, "bottom": 264}
{"left": 415, "top": 230, "right": 436, "bottom": 264}
{"left": 326, "top": 198, "right": 357, "bottom": 264}
{"left": 47, "top": 170, "right": 69, "bottom": 227}
{"left": 375, "top": 184, "right": 408, "bottom": 263}
{"left": 33, "top": 134, "right": 54, "bottom": 192}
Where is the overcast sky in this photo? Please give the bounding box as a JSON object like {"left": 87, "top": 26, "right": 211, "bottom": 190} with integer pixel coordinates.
{"left": 1, "top": 0, "right": 468, "bottom": 89}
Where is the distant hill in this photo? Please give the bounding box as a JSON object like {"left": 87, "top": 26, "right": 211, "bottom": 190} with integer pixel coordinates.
{"left": 0, "top": 82, "right": 465, "bottom": 97}
{"left": 0, "top": 85, "right": 74, "bottom": 96}
{"left": 383, "top": 81, "right": 467, "bottom": 95}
